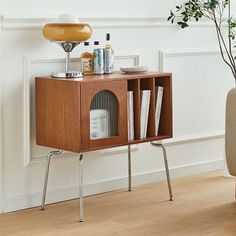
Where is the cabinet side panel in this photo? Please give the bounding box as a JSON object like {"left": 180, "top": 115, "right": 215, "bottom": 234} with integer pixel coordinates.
{"left": 155, "top": 75, "right": 173, "bottom": 137}
{"left": 35, "top": 78, "right": 81, "bottom": 152}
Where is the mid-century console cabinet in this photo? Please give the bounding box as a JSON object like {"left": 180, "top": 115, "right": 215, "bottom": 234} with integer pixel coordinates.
{"left": 35, "top": 72, "right": 173, "bottom": 222}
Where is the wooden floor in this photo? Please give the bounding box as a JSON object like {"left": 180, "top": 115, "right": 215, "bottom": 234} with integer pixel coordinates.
{"left": 1, "top": 171, "right": 236, "bottom": 236}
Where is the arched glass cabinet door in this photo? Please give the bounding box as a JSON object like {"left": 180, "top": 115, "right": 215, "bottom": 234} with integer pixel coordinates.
{"left": 81, "top": 80, "right": 128, "bottom": 151}
{"left": 90, "top": 90, "right": 118, "bottom": 140}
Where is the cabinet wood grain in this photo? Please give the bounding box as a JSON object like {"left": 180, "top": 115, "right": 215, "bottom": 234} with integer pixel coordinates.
{"left": 35, "top": 72, "right": 173, "bottom": 153}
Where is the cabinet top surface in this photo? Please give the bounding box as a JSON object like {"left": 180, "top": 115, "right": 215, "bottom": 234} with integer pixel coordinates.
{"left": 36, "top": 71, "right": 172, "bottom": 83}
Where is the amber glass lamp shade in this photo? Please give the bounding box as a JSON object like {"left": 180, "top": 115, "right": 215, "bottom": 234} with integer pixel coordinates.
{"left": 42, "top": 22, "right": 92, "bottom": 78}
{"left": 42, "top": 23, "right": 92, "bottom": 42}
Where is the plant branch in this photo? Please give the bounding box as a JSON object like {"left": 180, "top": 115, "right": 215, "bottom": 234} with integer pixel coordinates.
{"left": 168, "top": 0, "right": 236, "bottom": 82}
{"left": 228, "top": 0, "right": 235, "bottom": 70}
{"left": 215, "top": 21, "right": 236, "bottom": 79}
{"left": 214, "top": 18, "right": 236, "bottom": 77}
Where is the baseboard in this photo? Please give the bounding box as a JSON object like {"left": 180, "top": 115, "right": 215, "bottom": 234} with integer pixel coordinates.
{"left": 3, "top": 159, "right": 223, "bottom": 213}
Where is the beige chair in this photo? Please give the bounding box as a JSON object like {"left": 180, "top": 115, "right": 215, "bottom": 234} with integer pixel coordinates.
{"left": 225, "top": 87, "right": 236, "bottom": 194}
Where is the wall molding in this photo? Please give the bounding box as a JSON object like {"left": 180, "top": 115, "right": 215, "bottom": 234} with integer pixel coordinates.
{"left": 158, "top": 47, "right": 227, "bottom": 145}
{"left": 23, "top": 54, "right": 140, "bottom": 166}
{"left": 3, "top": 158, "right": 223, "bottom": 212}
{"left": 29, "top": 130, "right": 225, "bottom": 163}
{"left": 155, "top": 131, "right": 224, "bottom": 146}
{"left": 1, "top": 15, "right": 218, "bottom": 30}
{"left": 159, "top": 48, "right": 223, "bottom": 72}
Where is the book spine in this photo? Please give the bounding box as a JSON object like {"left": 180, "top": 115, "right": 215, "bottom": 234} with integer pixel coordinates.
{"left": 155, "top": 86, "right": 164, "bottom": 136}
{"left": 140, "top": 90, "right": 151, "bottom": 139}
{"left": 130, "top": 92, "right": 134, "bottom": 140}
{"left": 143, "top": 91, "right": 151, "bottom": 138}
{"left": 127, "top": 91, "right": 134, "bottom": 141}
{"left": 140, "top": 91, "right": 145, "bottom": 139}
{"left": 127, "top": 92, "right": 131, "bottom": 141}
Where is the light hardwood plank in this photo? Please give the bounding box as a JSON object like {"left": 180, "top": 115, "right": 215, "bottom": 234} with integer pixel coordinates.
{"left": 0, "top": 171, "right": 235, "bottom": 236}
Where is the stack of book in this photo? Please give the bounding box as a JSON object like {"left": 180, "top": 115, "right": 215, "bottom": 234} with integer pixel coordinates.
{"left": 140, "top": 90, "right": 151, "bottom": 139}
{"left": 127, "top": 91, "right": 134, "bottom": 141}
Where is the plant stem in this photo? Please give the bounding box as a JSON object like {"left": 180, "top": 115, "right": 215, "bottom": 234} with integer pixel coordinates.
{"left": 228, "top": 1, "right": 236, "bottom": 71}
{"left": 212, "top": 9, "right": 236, "bottom": 80}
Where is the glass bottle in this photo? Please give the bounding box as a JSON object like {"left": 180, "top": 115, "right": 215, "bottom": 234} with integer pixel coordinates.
{"left": 104, "top": 33, "right": 114, "bottom": 74}
{"left": 80, "top": 42, "right": 94, "bottom": 75}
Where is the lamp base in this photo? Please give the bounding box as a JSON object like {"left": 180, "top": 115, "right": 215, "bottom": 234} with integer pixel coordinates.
{"left": 51, "top": 71, "right": 83, "bottom": 78}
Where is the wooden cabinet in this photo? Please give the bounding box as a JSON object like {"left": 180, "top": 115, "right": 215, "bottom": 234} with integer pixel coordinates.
{"left": 35, "top": 72, "right": 173, "bottom": 152}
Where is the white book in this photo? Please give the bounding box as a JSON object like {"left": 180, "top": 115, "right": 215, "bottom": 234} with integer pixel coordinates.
{"left": 140, "top": 91, "right": 146, "bottom": 139}
{"left": 127, "top": 91, "right": 134, "bottom": 141}
{"left": 143, "top": 90, "right": 151, "bottom": 138}
{"left": 155, "top": 86, "right": 164, "bottom": 136}
{"left": 140, "top": 90, "right": 151, "bottom": 139}
{"left": 90, "top": 109, "right": 110, "bottom": 140}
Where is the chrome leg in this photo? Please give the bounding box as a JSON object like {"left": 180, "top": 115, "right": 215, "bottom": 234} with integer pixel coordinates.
{"left": 41, "top": 150, "right": 62, "bottom": 210}
{"left": 151, "top": 142, "right": 174, "bottom": 201}
{"left": 161, "top": 145, "right": 174, "bottom": 201}
{"left": 128, "top": 145, "right": 132, "bottom": 191}
{"left": 79, "top": 153, "right": 84, "bottom": 222}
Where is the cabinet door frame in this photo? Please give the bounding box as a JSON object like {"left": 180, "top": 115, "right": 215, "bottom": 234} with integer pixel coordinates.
{"left": 81, "top": 80, "right": 128, "bottom": 151}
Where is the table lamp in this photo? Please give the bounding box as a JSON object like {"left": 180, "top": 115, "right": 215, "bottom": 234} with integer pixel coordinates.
{"left": 42, "top": 14, "right": 92, "bottom": 78}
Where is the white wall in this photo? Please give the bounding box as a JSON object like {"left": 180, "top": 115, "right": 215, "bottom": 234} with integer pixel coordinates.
{"left": 0, "top": 0, "right": 234, "bottom": 212}
{"left": 1, "top": 0, "right": 183, "bottom": 16}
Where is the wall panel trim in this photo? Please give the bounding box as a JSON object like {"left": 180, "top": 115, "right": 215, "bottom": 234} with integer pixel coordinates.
{"left": 1, "top": 15, "right": 219, "bottom": 30}
{"left": 158, "top": 47, "right": 226, "bottom": 145}
{"left": 159, "top": 48, "right": 222, "bottom": 73}
{"left": 154, "top": 131, "right": 224, "bottom": 146}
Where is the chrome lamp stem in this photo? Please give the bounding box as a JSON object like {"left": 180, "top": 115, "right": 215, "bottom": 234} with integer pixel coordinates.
{"left": 51, "top": 41, "right": 83, "bottom": 78}
{"left": 66, "top": 51, "right": 70, "bottom": 73}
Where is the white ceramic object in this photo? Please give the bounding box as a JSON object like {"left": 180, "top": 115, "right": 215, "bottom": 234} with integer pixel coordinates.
{"left": 55, "top": 14, "right": 80, "bottom": 23}
{"left": 120, "top": 66, "right": 148, "bottom": 74}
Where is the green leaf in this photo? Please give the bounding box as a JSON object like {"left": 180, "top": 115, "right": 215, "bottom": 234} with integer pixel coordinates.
{"left": 177, "top": 21, "right": 189, "bottom": 28}
{"left": 167, "top": 15, "right": 172, "bottom": 21}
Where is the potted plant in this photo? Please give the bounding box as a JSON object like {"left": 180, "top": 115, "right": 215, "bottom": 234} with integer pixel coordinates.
{"left": 168, "top": 0, "right": 236, "bottom": 176}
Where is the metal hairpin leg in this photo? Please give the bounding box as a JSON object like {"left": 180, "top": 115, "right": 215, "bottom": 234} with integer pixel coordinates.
{"left": 41, "top": 150, "right": 62, "bottom": 210}
{"left": 151, "top": 142, "right": 174, "bottom": 201}
{"left": 128, "top": 145, "right": 132, "bottom": 191}
{"left": 79, "top": 153, "right": 84, "bottom": 222}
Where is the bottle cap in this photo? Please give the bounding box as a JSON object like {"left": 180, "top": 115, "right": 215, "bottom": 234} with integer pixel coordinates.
{"left": 94, "top": 41, "right": 99, "bottom": 45}
{"left": 84, "top": 42, "right": 89, "bottom": 46}
{"left": 106, "top": 33, "right": 110, "bottom": 41}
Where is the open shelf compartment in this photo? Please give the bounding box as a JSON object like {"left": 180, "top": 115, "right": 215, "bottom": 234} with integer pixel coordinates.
{"left": 127, "top": 75, "right": 172, "bottom": 144}
{"left": 154, "top": 76, "right": 173, "bottom": 138}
